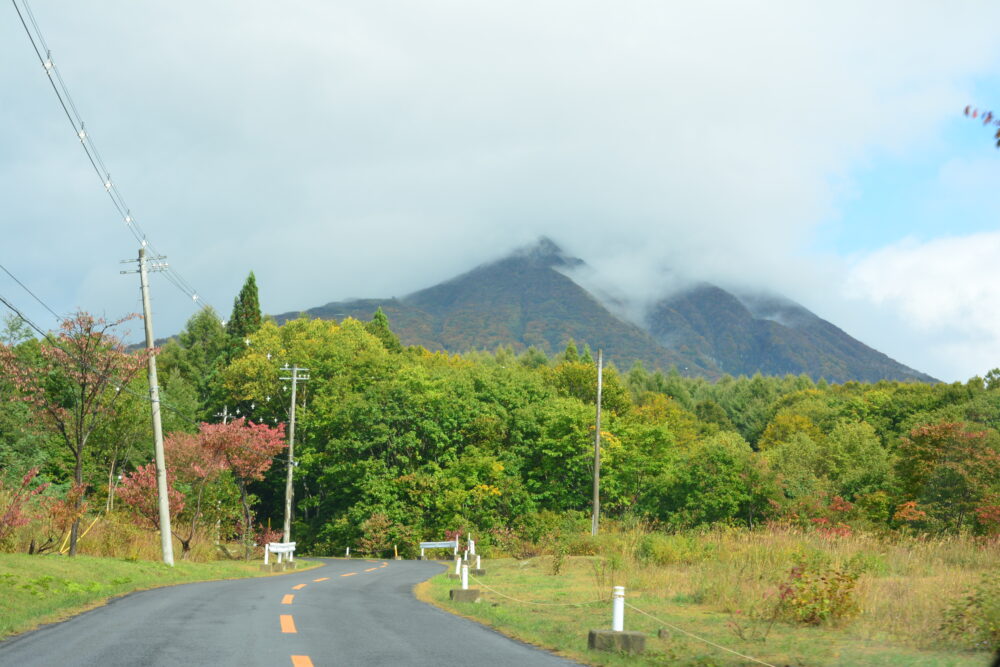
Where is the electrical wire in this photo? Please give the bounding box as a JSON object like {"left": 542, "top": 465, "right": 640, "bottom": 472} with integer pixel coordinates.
{"left": 0, "top": 290, "right": 204, "bottom": 428}
{"left": 0, "top": 259, "right": 63, "bottom": 321}
{"left": 10, "top": 0, "right": 222, "bottom": 321}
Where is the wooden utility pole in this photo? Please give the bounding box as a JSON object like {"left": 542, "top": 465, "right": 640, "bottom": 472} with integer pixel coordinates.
{"left": 123, "top": 246, "right": 174, "bottom": 565}
{"left": 591, "top": 349, "right": 603, "bottom": 536}
{"left": 279, "top": 364, "right": 308, "bottom": 543}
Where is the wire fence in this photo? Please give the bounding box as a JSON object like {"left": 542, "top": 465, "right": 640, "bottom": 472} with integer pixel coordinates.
{"left": 460, "top": 565, "right": 776, "bottom": 666}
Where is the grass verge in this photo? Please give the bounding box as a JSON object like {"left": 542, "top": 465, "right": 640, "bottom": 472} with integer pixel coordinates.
{"left": 0, "top": 553, "right": 321, "bottom": 639}
{"left": 419, "top": 555, "right": 992, "bottom": 667}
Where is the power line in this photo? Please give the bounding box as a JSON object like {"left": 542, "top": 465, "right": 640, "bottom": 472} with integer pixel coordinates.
{"left": 0, "top": 259, "right": 63, "bottom": 321}
{"left": 0, "top": 290, "right": 204, "bottom": 429}
{"left": 0, "top": 293, "right": 202, "bottom": 427}
{"left": 10, "top": 0, "right": 222, "bottom": 322}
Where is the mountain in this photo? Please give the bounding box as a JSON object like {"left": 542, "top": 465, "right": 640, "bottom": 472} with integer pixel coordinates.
{"left": 275, "top": 239, "right": 936, "bottom": 383}
{"left": 278, "top": 239, "right": 714, "bottom": 375}
{"left": 646, "top": 285, "right": 936, "bottom": 383}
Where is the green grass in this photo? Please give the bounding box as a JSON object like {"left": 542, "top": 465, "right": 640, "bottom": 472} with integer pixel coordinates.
{"left": 419, "top": 555, "right": 992, "bottom": 667}
{"left": 0, "top": 553, "right": 319, "bottom": 639}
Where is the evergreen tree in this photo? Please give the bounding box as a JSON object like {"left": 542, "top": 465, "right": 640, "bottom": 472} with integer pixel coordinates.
{"left": 562, "top": 339, "right": 580, "bottom": 363}
{"left": 580, "top": 345, "right": 595, "bottom": 365}
{"left": 364, "top": 307, "right": 403, "bottom": 353}
{"left": 157, "top": 307, "right": 228, "bottom": 416}
{"left": 226, "top": 272, "right": 262, "bottom": 359}
{"left": 518, "top": 346, "right": 549, "bottom": 369}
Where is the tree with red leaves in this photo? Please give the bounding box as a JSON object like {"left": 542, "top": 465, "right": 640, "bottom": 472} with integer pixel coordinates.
{"left": 897, "top": 422, "right": 1000, "bottom": 531}
{"left": 0, "top": 468, "right": 49, "bottom": 543}
{"left": 962, "top": 105, "right": 1000, "bottom": 148}
{"left": 163, "top": 430, "right": 227, "bottom": 556}
{"left": 0, "top": 311, "right": 147, "bottom": 555}
{"left": 199, "top": 417, "right": 285, "bottom": 558}
{"left": 117, "top": 463, "right": 185, "bottom": 531}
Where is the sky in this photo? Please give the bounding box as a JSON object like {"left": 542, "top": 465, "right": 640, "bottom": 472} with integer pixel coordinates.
{"left": 1, "top": 1, "right": 999, "bottom": 383}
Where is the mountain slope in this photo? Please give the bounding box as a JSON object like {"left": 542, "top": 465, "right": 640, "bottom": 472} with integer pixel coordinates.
{"left": 645, "top": 285, "right": 935, "bottom": 383}
{"left": 275, "top": 239, "right": 936, "bottom": 382}
{"left": 280, "top": 240, "right": 715, "bottom": 374}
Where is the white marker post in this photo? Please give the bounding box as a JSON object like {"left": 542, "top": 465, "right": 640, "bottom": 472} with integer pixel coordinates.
{"left": 345, "top": 546, "right": 350, "bottom": 558}
{"left": 461, "top": 564, "right": 469, "bottom": 590}
{"left": 612, "top": 586, "right": 625, "bottom": 632}
{"left": 476, "top": 554, "right": 481, "bottom": 570}
{"left": 454, "top": 555, "right": 462, "bottom": 575}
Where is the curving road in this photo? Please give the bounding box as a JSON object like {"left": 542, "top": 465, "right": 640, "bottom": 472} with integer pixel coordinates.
{"left": 0, "top": 558, "right": 575, "bottom": 666}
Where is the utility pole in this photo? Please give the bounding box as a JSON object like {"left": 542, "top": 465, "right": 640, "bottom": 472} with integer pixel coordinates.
{"left": 122, "top": 246, "right": 174, "bottom": 566}
{"left": 591, "top": 349, "right": 603, "bottom": 536}
{"left": 279, "top": 364, "right": 309, "bottom": 543}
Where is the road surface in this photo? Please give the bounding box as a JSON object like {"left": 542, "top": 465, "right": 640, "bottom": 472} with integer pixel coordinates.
{"left": 0, "top": 558, "right": 575, "bottom": 666}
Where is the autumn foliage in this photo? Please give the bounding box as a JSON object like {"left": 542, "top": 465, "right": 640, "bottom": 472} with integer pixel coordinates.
{"left": 0, "top": 311, "right": 146, "bottom": 555}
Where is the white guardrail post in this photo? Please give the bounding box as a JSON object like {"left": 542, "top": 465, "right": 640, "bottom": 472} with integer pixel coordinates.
{"left": 265, "top": 542, "right": 296, "bottom": 566}
{"left": 612, "top": 586, "right": 625, "bottom": 632}
{"left": 461, "top": 563, "right": 469, "bottom": 590}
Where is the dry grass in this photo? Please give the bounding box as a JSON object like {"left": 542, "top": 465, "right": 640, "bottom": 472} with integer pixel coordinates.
{"left": 465, "top": 523, "right": 999, "bottom": 664}
{"left": 3, "top": 511, "right": 241, "bottom": 563}
{"left": 578, "top": 524, "right": 999, "bottom": 650}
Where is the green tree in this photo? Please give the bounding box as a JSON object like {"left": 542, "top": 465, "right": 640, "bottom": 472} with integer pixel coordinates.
{"left": 158, "top": 307, "right": 228, "bottom": 415}
{"left": 896, "top": 422, "right": 1000, "bottom": 531}
{"left": 650, "top": 431, "right": 775, "bottom": 528}
{"left": 0, "top": 312, "right": 147, "bottom": 555}
{"left": 561, "top": 339, "right": 580, "bottom": 363}
{"left": 225, "top": 272, "right": 262, "bottom": 360}
{"left": 364, "top": 307, "right": 403, "bottom": 353}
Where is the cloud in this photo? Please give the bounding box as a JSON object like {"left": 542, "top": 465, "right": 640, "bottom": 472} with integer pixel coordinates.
{"left": 846, "top": 232, "right": 1000, "bottom": 380}
{"left": 2, "top": 1, "right": 1000, "bottom": 377}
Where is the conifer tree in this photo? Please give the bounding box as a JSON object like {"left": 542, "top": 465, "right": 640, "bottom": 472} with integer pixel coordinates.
{"left": 364, "top": 307, "right": 403, "bottom": 353}
{"left": 562, "top": 339, "right": 580, "bottom": 363}
{"left": 226, "top": 272, "right": 262, "bottom": 359}
{"left": 581, "top": 344, "right": 595, "bottom": 365}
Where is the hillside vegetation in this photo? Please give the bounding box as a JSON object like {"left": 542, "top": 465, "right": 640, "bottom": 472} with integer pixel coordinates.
{"left": 1, "top": 277, "right": 997, "bottom": 657}
{"left": 276, "top": 238, "right": 934, "bottom": 383}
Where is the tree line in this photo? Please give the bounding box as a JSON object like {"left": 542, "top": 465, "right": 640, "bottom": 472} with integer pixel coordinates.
{"left": 2, "top": 273, "right": 999, "bottom": 557}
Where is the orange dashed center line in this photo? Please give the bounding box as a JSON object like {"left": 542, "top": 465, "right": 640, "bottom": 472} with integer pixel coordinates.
{"left": 282, "top": 594, "right": 294, "bottom": 604}
{"left": 291, "top": 655, "right": 314, "bottom": 667}
{"left": 381, "top": 563, "right": 388, "bottom": 567}
{"left": 364, "top": 567, "right": 377, "bottom": 572}
{"left": 280, "top": 615, "right": 297, "bottom": 634}
{"left": 313, "top": 577, "right": 329, "bottom": 582}
{"left": 341, "top": 572, "right": 357, "bottom": 577}
{"left": 292, "top": 584, "right": 307, "bottom": 590}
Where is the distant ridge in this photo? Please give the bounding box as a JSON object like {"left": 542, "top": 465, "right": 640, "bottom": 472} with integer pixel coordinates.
{"left": 274, "top": 238, "right": 936, "bottom": 383}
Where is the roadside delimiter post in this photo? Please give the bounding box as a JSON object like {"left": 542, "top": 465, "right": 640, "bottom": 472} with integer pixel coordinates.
{"left": 612, "top": 586, "right": 624, "bottom": 632}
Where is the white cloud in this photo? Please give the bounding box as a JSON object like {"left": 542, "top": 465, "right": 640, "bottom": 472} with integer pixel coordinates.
{"left": 2, "top": 1, "right": 1000, "bottom": 380}
{"left": 847, "top": 232, "right": 1000, "bottom": 380}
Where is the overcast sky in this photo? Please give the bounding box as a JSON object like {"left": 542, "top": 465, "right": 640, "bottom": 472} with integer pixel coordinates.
{"left": 2, "top": 1, "right": 999, "bottom": 382}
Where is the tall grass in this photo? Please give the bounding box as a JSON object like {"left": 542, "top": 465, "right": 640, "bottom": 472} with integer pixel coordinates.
{"left": 2, "top": 511, "right": 225, "bottom": 563}
{"left": 491, "top": 521, "right": 999, "bottom": 652}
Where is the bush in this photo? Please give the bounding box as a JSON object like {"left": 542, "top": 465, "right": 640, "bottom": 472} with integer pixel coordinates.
{"left": 775, "top": 561, "right": 860, "bottom": 625}
{"left": 638, "top": 533, "right": 719, "bottom": 565}
{"left": 939, "top": 571, "right": 1000, "bottom": 651}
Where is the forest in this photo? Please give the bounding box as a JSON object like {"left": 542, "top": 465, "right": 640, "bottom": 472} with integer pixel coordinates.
{"left": 2, "top": 273, "right": 998, "bottom": 562}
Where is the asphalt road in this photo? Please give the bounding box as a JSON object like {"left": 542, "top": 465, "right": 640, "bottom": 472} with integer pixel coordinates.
{"left": 0, "top": 558, "right": 575, "bottom": 666}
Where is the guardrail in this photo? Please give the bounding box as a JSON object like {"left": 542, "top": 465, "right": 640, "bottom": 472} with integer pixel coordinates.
{"left": 419, "top": 540, "right": 458, "bottom": 559}
{"left": 264, "top": 541, "right": 296, "bottom": 565}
